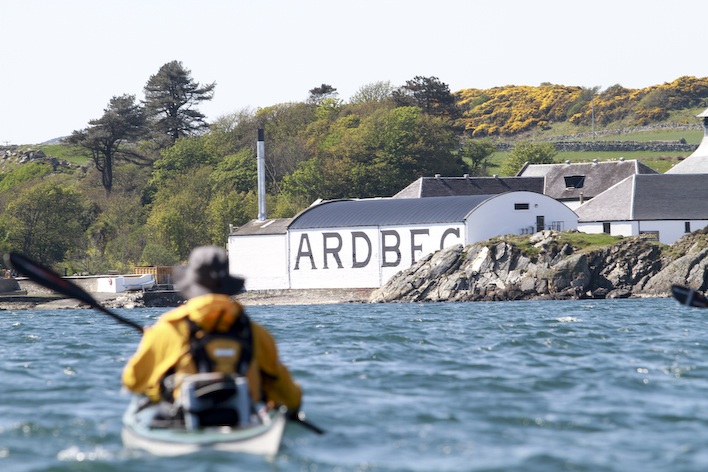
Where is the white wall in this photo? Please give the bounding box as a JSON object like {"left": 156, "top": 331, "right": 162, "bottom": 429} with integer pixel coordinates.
{"left": 288, "top": 223, "right": 465, "bottom": 289}
{"left": 577, "top": 220, "right": 708, "bottom": 244}
{"left": 637, "top": 220, "right": 708, "bottom": 244}
{"left": 228, "top": 234, "right": 289, "bottom": 290}
{"left": 466, "top": 192, "right": 579, "bottom": 243}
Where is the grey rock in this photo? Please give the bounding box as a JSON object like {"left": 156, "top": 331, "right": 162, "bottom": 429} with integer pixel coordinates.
{"left": 370, "top": 229, "right": 708, "bottom": 303}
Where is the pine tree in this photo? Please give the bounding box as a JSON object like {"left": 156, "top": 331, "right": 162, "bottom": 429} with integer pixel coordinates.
{"left": 144, "top": 60, "right": 215, "bottom": 147}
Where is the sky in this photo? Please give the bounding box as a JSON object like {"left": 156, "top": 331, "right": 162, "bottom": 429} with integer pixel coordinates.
{"left": 3, "top": 0, "right": 708, "bottom": 145}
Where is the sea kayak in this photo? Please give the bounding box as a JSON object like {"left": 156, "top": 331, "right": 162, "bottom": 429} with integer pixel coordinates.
{"left": 671, "top": 284, "right": 708, "bottom": 308}
{"left": 121, "top": 396, "right": 287, "bottom": 457}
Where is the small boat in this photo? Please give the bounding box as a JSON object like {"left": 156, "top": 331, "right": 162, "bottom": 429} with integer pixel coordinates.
{"left": 121, "top": 396, "right": 287, "bottom": 457}
{"left": 671, "top": 284, "right": 708, "bottom": 308}
{"left": 96, "top": 274, "right": 156, "bottom": 293}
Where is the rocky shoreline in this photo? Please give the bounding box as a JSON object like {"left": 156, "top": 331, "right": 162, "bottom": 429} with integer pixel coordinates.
{"left": 370, "top": 229, "right": 708, "bottom": 303}
{"left": 0, "top": 287, "right": 375, "bottom": 311}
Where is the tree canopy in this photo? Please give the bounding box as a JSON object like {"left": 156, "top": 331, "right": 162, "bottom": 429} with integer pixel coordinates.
{"left": 144, "top": 60, "right": 215, "bottom": 147}
{"left": 65, "top": 94, "right": 146, "bottom": 195}
{"left": 501, "top": 142, "right": 558, "bottom": 176}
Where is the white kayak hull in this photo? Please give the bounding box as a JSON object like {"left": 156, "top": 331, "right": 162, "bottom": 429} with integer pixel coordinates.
{"left": 121, "top": 397, "right": 286, "bottom": 457}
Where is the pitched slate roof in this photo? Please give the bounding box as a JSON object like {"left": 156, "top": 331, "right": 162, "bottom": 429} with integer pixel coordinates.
{"left": 392, "top": 176, "right": 544, "bottom": 198}
{"left": 575, "top": 174, "right": 708, "bottom": 221}
{"left": 665, "top": 109, "right": 708, "bottom": 174}
{"left": 518, "top": 159, "right": 657, "bottom": 201}
{"left": 288, "top": 195, "right": 492, "bottom": 229}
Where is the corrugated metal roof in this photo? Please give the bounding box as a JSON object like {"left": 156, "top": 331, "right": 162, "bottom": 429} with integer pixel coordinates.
{"left": 288, "top": 195, "right": 492, "bottom": 229}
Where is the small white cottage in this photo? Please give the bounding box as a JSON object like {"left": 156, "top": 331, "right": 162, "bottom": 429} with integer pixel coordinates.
{"left": 575, "top": 174, "right": 708, "bottom": 244}
{"left": 228, "top": 192, "right": 578, "bottom": 290}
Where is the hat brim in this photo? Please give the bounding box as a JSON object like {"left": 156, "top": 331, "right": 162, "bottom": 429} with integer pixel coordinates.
{"left": 173, "top": 264, "right": 245, "bottom": 300}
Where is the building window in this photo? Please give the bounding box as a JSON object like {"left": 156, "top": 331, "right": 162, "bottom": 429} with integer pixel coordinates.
{"left": 514, "top": 203, "right": 530, "bottom": 210}
{"left": 564, "top": 175, "right": 585, "bottom": 188}
{"left": 640, "top": 231, "right": 660, "bottom": 241}
{"left": 685, "top": 222, "right": 691, "bottom": 233}
{"left": 602, "top": 222, "right": 611, "bottom": 234}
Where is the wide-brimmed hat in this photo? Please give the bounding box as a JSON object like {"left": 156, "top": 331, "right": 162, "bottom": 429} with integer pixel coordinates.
{"left": 173, "top": 246, "right": 245, "bottom": 299}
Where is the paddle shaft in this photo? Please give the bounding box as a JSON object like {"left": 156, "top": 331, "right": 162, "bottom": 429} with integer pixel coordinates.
{"left": 291, "top": 410, "right": 325, "bottom": 434}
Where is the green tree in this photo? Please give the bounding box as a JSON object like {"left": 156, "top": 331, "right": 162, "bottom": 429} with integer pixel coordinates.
{"left": 79, "top": 191, "right": 148, "bottom": 274}
{"left": 357, "top": 106, "right": 465, "bottom": 195}
{"left": 205, "top": 191, "right": 259, "bottom": 245}
{"left": 151, "top": 136, "right": 215, "bottom": 187}
{"left": 459, "top": 139, "right": 496, "bottom": 176}
{"left": 209, "top": 148, "right": 257, "bottom": 193}
{"left": 285, "top": 106, "right": 467, "bottom": 200}
{"left": 4, "top": 182, "right": 89, "bottom": 265}
{"left": 501, "top": 142, "right": 558, "bottom": 176}
{"left": 350, "top": 81, "right": 394, "bottom": 104}
{"left": 392, "top": 76, "right": 460, "bottom": 119}
{"left": 308, "top": 83, "right": 338, "bottom": 105}
{"left": 145, "top": 166, "right": 214, "bottom": 261}
{"left": 144, "top": 60, "right": 215, "bottom": 147}
{"left": 65, "top": 94, "right": 147, "bottom": 196}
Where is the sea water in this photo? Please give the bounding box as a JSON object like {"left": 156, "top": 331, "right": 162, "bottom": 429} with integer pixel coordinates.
{"left": 1, "top": 298, "right": 708, "bottom": 472}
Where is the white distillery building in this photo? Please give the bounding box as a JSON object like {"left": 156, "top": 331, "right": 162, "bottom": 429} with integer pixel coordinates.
{"left": 228, "top": 192, "right": 578, "bottom": 290}
{"left": 575, "top": 174, "right": 708, "bottom": 244}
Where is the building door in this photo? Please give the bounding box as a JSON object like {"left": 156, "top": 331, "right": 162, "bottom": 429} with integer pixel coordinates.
{"left": 536, "top": 216, "right": 545, "bottom": 232}
{"left": 603, "top": 222, "right": 611, "bottom": 234}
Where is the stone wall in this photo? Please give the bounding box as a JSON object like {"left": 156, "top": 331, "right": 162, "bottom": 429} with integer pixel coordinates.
{"left": 493, "top": 140, "right": 698, "bottom": 152}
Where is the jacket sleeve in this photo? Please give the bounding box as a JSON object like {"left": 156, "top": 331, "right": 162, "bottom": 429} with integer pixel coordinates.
{"left": 122, "top": 318, "right": 186, "bottom": 402}
{"left": 250, "top": 322, "right": 302, "bottom": 411}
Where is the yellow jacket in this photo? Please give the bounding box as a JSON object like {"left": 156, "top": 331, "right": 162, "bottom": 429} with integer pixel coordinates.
{"left": 122, "top": 294, "right": 302, "bottom": 410}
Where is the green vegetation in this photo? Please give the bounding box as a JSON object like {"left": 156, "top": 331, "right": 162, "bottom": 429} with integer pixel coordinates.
{"left": 486, "top": 150, "right": 688, "bottom": 175}
{"left": 488, "top": 231, "right": 626, "bottom": 261}
{"left": 556, "top": 231, "right": 625, "bottom": 251}
{"left": 2, "top": 71, "right": 707, "bottom": 273}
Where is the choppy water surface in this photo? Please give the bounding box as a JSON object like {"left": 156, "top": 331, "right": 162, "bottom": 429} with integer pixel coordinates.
{"left": 2, "top": 298, "right": 708, "bottom": 471}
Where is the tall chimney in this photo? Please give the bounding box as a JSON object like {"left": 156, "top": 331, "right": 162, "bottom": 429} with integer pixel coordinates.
{"left": 257, "top": 129, "right": 266, "bottom": 221}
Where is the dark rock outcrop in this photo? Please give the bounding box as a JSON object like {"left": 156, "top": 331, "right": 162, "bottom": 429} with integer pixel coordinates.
{"left": 370, "top": 230, "right": 708, "bottom": 303}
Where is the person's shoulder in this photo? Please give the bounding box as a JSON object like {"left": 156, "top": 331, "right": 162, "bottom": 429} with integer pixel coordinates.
{"left": 159, "top": 304, "right": 191, "bottom": 324}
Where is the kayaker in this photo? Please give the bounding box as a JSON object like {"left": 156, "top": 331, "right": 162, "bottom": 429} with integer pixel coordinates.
{"left": 121, "top": 245, "right": 302, "bottom": 424}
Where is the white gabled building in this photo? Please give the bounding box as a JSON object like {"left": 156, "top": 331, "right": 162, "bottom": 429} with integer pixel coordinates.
{"left": 575, "top": 174, "right": 708, "bottom": 244}
{"left": 228, "top": 192, "right": 578, "bottom": 290}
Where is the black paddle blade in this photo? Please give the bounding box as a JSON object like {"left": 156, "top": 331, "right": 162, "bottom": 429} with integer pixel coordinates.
{"left": 4, "top": 253, "right": 144, "bottom": 333}
{"left": 6, "top": 253, "right": 96, "bottom": 306}
{"left": 671, "top": 284, "right": 708, "bottom": 308}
